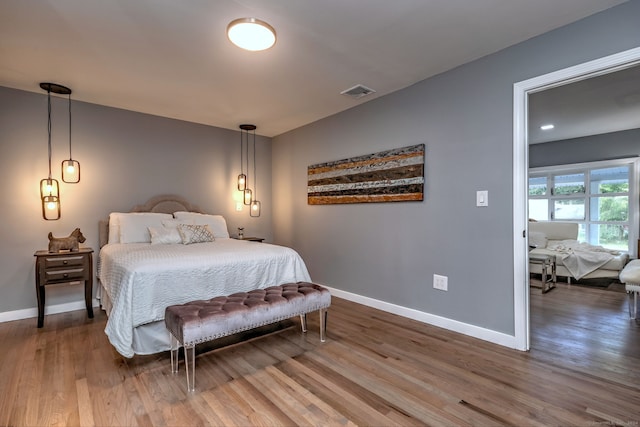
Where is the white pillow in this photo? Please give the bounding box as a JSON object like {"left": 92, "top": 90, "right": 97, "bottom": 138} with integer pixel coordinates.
{"left": 529, "top": 231, "right": 548, "bottom": 249}
{"left": 117, "top": 212, "right": 173, "bottom": 243}
{"left": 108, "top": 212, "right": 122, "bottom": 244}
{"left": 173, "top": 212, "right": 230, "bottom": 238}
{"left": 148, "top": 226, "right": 182, "bottom": 244}
{"left": 177, "top": 224, "right": 215, "bottom": 244}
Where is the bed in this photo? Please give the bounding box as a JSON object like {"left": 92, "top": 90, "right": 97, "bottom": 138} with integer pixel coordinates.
{"left": 97, "top": 195, "right": 311, "bottom": 358}
{"left": 529, "top": 221, "right": 628, "bottom": 282}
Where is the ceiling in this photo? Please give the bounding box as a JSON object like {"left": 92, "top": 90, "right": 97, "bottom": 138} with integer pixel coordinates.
{"left": 528, "top": 63, "right": 640, "bottom": 144}
{"left": 0, "top": 0, "right": 628, "bottom": 137}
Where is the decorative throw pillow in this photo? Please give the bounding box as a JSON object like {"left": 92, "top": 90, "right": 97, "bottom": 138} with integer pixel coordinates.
{"left": 178, "top": 224, "right": 215, "bottom": 245}
{"left": 173, "top": 212, "right": 230, "bottom": 238}
{"left": 148, "top": 226, "right": 182, "bottom": 244}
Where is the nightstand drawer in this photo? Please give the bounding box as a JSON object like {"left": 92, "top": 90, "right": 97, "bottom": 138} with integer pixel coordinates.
{"left": 44, "top": 267, "right": 85, "bottom": 282}
{"left": 43, "top": 254, "right": 85, "bottom": 268}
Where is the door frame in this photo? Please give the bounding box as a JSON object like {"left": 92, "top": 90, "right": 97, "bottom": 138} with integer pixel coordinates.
{"left": 512, "top": 46, "right": 640, "bottom": 351}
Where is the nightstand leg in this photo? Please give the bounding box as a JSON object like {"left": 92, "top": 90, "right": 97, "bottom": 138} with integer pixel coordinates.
{"left": 37, "top": 284, "right": 45, "bottom": 328}
{"left": 85, "top": 280, "right": 94, "bottom": 318}
{"left": 34, "top": 260, "right": 44, "bottom": 328}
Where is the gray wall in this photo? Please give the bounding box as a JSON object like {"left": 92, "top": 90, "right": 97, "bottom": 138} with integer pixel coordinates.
{"left": 272, "top": 0, "right": 640, "bottom": 336}
{"left": 529, "top": 128, "right": 640, "bottom": 168}
{"left": 0, "top": 87, "right": 272, "bottom": 314}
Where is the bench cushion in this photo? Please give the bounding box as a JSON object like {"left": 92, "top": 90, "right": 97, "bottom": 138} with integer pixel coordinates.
{"left": 620, "top": 259, "right": 640, "bottom": 285}
{"left": 164, "top": 282, "right": 331, "bottom": 346}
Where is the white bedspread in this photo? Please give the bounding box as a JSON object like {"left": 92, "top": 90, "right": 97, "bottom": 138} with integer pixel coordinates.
{"left": 547, "top": 240, "right": 620, "bottom": 280}
{"left": 98, "top": 239, "right": 311, "bottom": 357}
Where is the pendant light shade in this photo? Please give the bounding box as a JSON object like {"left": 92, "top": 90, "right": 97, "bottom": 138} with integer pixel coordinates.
{"left": 250, "top": 200, "right": 261, "bottom": 217}
{"left": 39, "top": 82, "right": 70, "bottom": 220}
{"left": 40, "top": 178, "right": 60, "bottom": 220}
{"left": 227, "top": 18, "right": 276, "bottom": 51}
{"left": 61, "top": 91, "right": 80, "bottom": 183}
{"left": 62, "top": 159, "right": 80, "bottom": 182}
{"left": 243, "top": 188, "right": 253, "bottom": 205}
{"left": 237, "top": 173, "right": 246, "bottom": 191}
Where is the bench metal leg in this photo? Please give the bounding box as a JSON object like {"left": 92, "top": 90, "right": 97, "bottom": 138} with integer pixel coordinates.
{"left": 184, "top": 345, "right": 196, "bottom": 392}
{"left": 300, "top": 313, "right": 307, "bottom": 332}
{"left": 319, "top": 308, "right": 327, "bottom": 342}
{"left": 170, "top": 333, "right": 179, "bottom": 374}
{"left": 629, "top": 291, "right": 638, "bottom": 320}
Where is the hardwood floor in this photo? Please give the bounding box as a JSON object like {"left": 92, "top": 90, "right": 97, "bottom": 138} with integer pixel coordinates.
{"left": 1, "top": 286, "right": 639, "bottom": 426}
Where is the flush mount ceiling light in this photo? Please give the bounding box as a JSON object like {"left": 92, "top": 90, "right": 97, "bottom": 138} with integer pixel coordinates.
{"left": 227, "top": 18, "right": 276, "bottom": 51}
{"left": 540, "top": 124, "right": 555, "bottom": 130}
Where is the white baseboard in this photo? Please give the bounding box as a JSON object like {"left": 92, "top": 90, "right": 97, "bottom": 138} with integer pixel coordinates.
{"left": 0, "top": 299, "right": 100, "bottom": 324}
{"left": 325, "top": 286, "right": 518, "bottom": 349}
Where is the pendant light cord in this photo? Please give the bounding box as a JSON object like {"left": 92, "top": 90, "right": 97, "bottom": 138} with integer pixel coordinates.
{"left": 68, "top": 93, "right": 72, "bottom": 159}
{"left": 47, "top": 90, "right": 52, "bottom": 179}
{"left": 245, "top": 130, "right": 250, "bottom": 180}
{"left": 240, "top": 128, "right": 244, "bottom": 175}
{"left": 252, "top": 129, "right": 257, "bottom": 198}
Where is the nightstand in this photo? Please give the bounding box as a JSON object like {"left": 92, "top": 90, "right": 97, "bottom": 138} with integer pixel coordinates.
{"left": 34, "top": 248, "right": 94, "bottom": 328}
{"left": 236, "top": 237, "right": 265, "bottom": 242}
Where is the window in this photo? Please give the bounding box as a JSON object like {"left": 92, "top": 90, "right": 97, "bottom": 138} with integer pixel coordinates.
{"left": 529, "top": 159, "right": 639, "bottom": 253}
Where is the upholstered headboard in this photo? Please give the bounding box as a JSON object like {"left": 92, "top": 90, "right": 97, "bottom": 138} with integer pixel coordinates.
{"left": 529, "top": 221, "right": 579, "bottom": 241}
{"left": 99, "top": 194, "right": 203, "bottom": 248}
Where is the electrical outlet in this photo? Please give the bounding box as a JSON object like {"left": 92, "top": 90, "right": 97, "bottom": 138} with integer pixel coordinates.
{"left": 433, "top": 274, "right": 448, "bottom": 291}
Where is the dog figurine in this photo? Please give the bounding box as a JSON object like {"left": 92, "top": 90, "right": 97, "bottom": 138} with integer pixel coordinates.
{"left": 48, "top": 228, "right": 86, "bottom": 252}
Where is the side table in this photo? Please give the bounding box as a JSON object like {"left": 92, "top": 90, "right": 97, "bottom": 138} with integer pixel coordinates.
{"left": 235, "top": 237, "right": 265, "bottom": 242}
{"left": 529, "top": 253, "right": 556, "bottom": 294}
{"left": 34, "top": 248, "right": 94, "bottom": 328}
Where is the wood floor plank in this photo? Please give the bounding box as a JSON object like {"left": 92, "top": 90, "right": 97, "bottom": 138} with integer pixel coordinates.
{"left": 76, "top": 378, "right": 95, "bottom": 427}
{"left": 0, "top": 284, "right": 638, "bottom": 426}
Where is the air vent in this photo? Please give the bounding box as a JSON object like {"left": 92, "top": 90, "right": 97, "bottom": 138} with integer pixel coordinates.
{"left": 340, "top": 84, "right": 376, "bottom": 99}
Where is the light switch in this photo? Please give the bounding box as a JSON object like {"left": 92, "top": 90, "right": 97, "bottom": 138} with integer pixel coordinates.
{"left": 476, "top": 190, "right": 488, "bottom": 207}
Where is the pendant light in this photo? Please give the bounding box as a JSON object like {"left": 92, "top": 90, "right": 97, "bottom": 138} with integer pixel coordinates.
{"left": 249, "top": 126, "right": 261, "bottom": 217}
{"left": 237, "top": 124, "right": 250, "bottom": 191}
{"left": 39, "top": 83, "right": 70, "bottom": 220}
{"left": 61, "top": 89, "right": 80, "bottom": 183}
{"left": 239, "top": 124, "right": 255, "bottom": 206}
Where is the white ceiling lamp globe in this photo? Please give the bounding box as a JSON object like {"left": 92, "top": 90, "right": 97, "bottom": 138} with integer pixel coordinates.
{"left": 227, "top": 18, "right": 276, "bottom": 51}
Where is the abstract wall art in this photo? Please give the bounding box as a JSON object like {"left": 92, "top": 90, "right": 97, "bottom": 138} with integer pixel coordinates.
{"left": 307, "top": 144, "right": 425, "bottom": 205}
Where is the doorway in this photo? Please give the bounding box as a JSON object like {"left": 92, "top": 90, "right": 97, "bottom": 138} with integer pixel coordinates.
{"left": 512, "top": 47, "right": 640, "bottom": 351}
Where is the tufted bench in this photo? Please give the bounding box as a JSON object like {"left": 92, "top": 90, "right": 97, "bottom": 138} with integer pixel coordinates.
{"left": 164, "top": 282, "right": 331, "bottom": 391}
{"left": 620, "top": 259, "right": 640, "bottom": 319}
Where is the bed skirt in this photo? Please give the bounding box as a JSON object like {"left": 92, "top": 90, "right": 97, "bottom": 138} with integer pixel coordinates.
{"left": 98, "top": 282, "right": 172, "bottom": 355}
